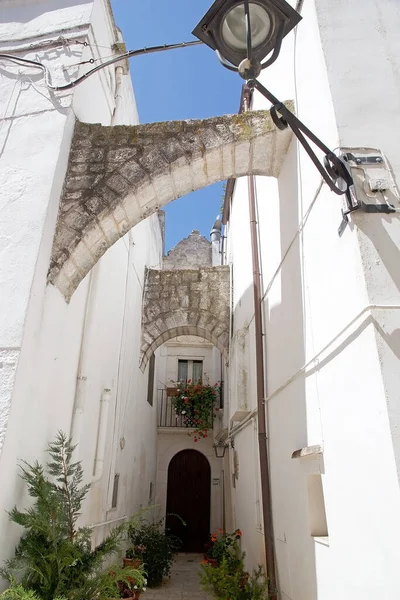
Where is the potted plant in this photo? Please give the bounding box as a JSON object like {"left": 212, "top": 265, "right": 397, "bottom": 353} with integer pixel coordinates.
{"left": 200, "top": 558, "right": 269, "bottom": 599}
{"left": 203, "top": 528, "right": 243, "bottom": 570}
{"left": 123, "top": 545, "right": 146, "bottom": 569}
{"left": 107, "top": 565, "right": 147, "bottom": 600}
{"left": 172, "top": 378, "right": 221, "bottom": 440}
{"left": 0, "top": 432, "right": 128, "bottom": 600}
{"left": 128, "top": 516, "right": 182, "bottom": 587}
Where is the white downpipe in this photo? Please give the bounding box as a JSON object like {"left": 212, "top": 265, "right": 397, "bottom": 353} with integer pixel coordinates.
{"left": 93, "top": 388, "right": 112, "bottom": 483}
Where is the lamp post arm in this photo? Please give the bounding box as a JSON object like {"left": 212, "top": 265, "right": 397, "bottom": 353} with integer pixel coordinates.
{"left": 247, "top": 78, "right": 353, "bottom": 194}
{"left": 244, "top": 0, "right": 253, "bottom": 61}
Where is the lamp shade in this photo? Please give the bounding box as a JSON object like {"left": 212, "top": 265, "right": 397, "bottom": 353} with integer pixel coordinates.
{"left": 222, "top": 3, "right": 272, "bottom": 51}
{"left": 192, "top": 0, "right": 302, "bottom": 68}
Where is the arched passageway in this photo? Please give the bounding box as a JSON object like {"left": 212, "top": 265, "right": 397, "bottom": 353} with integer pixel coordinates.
{"left": 48, "top": 108, "right": 292, "bottom": 300}
{"left": 166, "top": 449, "right": 211, "bottom": 553}
{"left": 140, "top": 266, "right": 230, "bottom": 371}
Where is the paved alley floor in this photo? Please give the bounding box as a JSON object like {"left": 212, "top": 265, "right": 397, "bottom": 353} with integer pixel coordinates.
{"left": 143, "top": 553, "right": 213, "bottom": 600}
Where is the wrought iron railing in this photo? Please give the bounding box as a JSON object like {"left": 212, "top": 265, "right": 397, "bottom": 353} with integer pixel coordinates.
{"left": 157, "top": 385, "right": 223, "bottom": 428}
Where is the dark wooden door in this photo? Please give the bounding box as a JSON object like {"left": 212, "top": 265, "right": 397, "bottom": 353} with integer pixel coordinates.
{"left": 166, "top": 449, "right": 211, "bottom": 552}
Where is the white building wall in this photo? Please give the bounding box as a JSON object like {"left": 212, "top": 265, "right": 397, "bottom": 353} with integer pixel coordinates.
{"left": 227, "top": 0, "right": 400, "bottom": 598}
{"left": 0, "top": 0, "right": 162, "bottom": 573}
{"left": 154, "top": 336, "right": 224, "bottom": 538}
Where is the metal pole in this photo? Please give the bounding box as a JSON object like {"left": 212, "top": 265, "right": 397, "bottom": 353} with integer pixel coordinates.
{"left": 243, "top": 92, "right": 277, "bottom": 599}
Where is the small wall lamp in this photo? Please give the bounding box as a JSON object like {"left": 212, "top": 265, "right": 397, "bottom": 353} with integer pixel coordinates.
{"left": 213, "top": 438, "right": 234, "bottom": 458}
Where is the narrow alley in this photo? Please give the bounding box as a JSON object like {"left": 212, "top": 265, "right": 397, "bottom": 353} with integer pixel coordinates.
{"left": 144, "top": 554, "right": 211, "bottom": 600}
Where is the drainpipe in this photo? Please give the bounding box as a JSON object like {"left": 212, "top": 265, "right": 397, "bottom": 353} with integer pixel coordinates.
{"left": 243, "top": 93, "right": 277, "bottom": 598}
{"left": 93, "top": 388, "right": 112, "bottom": 482}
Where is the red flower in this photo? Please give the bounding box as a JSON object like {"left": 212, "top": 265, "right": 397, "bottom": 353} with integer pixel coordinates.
{"left": 188, "top": 379, "right": 192, "bottom": 384}
{"left": 184, "top": 397, "right": 189, "bottom": 404}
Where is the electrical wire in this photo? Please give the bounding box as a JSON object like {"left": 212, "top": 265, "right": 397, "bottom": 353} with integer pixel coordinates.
{"left": 0, "top": 40, "right": 202, "bottom": 92}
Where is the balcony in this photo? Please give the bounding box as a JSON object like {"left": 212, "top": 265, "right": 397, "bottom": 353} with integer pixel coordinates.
{"left": 157, "top": 385, "right": 222, "bottom": 429}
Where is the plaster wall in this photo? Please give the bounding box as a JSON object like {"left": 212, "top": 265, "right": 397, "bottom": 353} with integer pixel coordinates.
{"left": 0, "top": 0, "right": 162, "bottom": 575}
{"left": 155, "top": 336, "right": 222, "bottom": 389}
{"left": 226, "top": 0, "right": 400, "bottom": 598}
{"left": 154, "top": 336, "right": 224, "bottom": 540}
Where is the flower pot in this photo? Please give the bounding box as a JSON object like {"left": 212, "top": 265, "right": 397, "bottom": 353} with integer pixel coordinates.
{"left": 131, "top": 592, "right": 141, "bottom": 600}
{"left": 123, "top": 558, "right": 142, "bottom": 569}
{"left": 206, "top": 557, "right": 218, "bottom": 567}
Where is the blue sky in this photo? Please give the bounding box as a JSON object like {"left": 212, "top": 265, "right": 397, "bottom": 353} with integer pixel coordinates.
{"left": 110, "top": 0, "right": 242, "bottom": 252}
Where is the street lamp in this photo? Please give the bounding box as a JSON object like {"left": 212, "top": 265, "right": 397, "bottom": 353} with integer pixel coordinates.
{"left": 193, "top": 0, "right": 354, "bottom": 198}
{"left": 212, "top": 439, "right": 231, "bottom": 458}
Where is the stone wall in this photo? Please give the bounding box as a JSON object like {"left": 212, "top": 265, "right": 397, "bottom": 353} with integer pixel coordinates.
{"left": 140, "top": 266, "right": 230, "bottom": 370}
{"left": 163, "top": 230, "right": 212, "bottom": 270}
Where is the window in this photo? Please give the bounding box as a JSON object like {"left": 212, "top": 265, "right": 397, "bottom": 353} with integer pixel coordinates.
{"left": 177, "top": 359, "right": 203, "bottom": 382}
{"left": 111, "top": 473, "right": 119, "bottom": 509}
{"left": 147, "top": 354, "right": 155, "bottom": 406}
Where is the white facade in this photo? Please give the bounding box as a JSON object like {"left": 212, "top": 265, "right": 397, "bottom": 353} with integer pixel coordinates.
{"left": 2, "top": 0, "right": 400, "bottom": 598}
{"left": 225, "top": 0, "right": 400, "bottom": 598}
{"left": 0, "top": 0, "right": 162, "bottom": 571}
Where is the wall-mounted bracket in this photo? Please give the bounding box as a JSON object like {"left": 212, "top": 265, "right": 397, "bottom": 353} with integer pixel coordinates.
{"left": 337, "top": 149, "right": 399, "bottom": 236}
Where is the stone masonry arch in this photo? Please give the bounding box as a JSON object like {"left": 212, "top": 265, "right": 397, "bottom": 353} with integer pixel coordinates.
{"left": 140, "top": 266, "right": 230, "bottom": 371}
{"left": 48, "top": 106, "right": 293, "bottom": 301}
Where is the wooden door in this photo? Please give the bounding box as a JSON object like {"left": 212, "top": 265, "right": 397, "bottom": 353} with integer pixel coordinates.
{"left": 166, "top": 449, "right": 211, "bottom": 552}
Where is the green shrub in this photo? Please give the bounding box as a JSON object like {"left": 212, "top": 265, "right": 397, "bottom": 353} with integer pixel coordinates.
{"left": 0, "top": 432, "right": 126, "bottom": 600}
{"left": 200, "top": 553, "right": 269, "bottom": 599}
{"left": 128, "top": 517, "right": 181, "bottom": 587}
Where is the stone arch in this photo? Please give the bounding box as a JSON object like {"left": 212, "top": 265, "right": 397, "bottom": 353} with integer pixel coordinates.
{"left": 140, "top": 266, "right": 230, "bottom": 371}
{"left": 142, "top": 325, "right": 227, "bottom": 372}
{"left": 49, "top": 107, "right": 293, "bottom": 300}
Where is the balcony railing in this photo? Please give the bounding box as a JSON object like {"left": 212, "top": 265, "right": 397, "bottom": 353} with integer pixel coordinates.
{"left": 157, "top": 385, "right": 223, "bottom": 428}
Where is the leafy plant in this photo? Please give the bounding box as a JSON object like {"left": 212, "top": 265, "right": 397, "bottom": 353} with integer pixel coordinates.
{"left": 80, "top": 564, "right": 147, "bottom": 600}
{"left": 0, "top": 432, "right": 126, "bottom": 600}
{"left": 172, "top": 379, "right": 221, "bottom": 440}
{"left": 200, "top": 557, "right": 246, "bottom": 600}
{"left": 128, "top": 516, "right": 181, "bottom": 587}
{"left": 200, "top": 558, "right": 269, "bottom": 600}
{"left": 0, "top": 579, "right": 64, "bottom": 600}
{"left": 125, "top": 544, "right": 146, "bottom": 560}
{"left": 205, "top": 528, "right": 242, "bottom": 571}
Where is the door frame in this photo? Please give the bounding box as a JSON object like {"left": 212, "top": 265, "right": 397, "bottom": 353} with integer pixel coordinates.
{"left": 155, "top": 435, "right": 223, "bottom": 539}
{"left": 166, "top": 448, "right": 211, "bottom": 552}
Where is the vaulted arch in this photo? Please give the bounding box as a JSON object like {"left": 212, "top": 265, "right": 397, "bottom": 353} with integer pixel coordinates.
{"left": 49, "top": 107, "right": 293, "bottom": 300}
{"left": 140, "top": 266, "right": 230, "bottom": 371}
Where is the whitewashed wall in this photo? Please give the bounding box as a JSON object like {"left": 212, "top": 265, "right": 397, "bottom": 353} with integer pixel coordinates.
{"left": 154, "top": 336, "right": 224, "bottom": 537}
{"left": 0, "top": 0, "right": 162, "bottom": 574}
{"left": 227, "top": 0, "right": 400, "bottom": 598}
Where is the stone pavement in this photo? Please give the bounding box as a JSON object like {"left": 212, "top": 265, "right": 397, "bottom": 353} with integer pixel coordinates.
{"left": 143, "top": 553, "right": 213, "bottom": 599}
